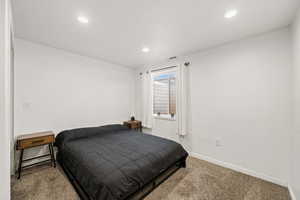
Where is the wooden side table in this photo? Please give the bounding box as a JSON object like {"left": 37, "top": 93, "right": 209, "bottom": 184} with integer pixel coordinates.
{"left": 123, "top": 120, "right": 142, "bottom": 132}
{"left": 16, "top": 131, "right": 56, "bottom": 179}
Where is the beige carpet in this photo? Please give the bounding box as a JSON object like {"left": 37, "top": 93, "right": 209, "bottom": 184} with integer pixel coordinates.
{"left": 11, "top": 157, "right": 291, "bottom": 200}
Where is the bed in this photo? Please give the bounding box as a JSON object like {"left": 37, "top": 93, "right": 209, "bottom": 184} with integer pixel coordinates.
{"left": 55, "top": 124, "right": 188, "bottom": 200}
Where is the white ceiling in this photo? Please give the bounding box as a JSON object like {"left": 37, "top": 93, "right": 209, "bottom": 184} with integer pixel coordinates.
{"left": 12, "top": 0, "right": 300, "bottom": 68}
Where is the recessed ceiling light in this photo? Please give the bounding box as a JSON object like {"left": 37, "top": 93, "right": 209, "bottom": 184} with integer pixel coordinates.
{"left": 77, "top": 16, "right": 89, "bottom": 24}
{"left": 142, "top": 47, "right": 150, "bottom": 53}
{"left": 224, "top": 9, "right": 238, "bottom": 19}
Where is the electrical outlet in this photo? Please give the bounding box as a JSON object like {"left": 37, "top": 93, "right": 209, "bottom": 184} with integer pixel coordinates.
{"left": 216, "top": 138, "right": 222, "bottom": 147}
{"left": 22, "top": 102, "right": 31, "bottom": 110}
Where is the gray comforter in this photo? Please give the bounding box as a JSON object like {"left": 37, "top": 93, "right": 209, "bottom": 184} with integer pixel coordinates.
{"left": 55, "top": 124, "right": 188, "bottom": 200}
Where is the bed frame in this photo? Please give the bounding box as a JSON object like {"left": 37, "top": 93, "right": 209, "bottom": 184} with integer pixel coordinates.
{"left": 57, "top": 153, "right": 187, "bottom": 200}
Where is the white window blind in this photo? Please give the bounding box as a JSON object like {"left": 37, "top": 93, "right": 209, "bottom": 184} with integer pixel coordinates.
{"left": 152, "top": 70, "right": 176, "bottom": 117}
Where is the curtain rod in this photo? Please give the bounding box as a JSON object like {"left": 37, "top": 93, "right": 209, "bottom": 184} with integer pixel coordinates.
{"left": 139, "top": 62, "right": 190, "bottom": 75}
{"left": 151, "top": 66, "right": 177, "bottom": 73}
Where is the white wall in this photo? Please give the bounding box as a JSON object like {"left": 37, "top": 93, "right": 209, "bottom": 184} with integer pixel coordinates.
{"left": 0, "top": 0, "right": 13, "bottom": 199}
{"left": 14, "top": 39, "right": 134, "bottom": 164}
{"left": 188, "top": 28, "right": 292, "bottom": 185}
{"left": 291, "top": 8, "right": 300, "bottom": 199}
{"left": 152, "top": 118, "right": 178, "bottom": 142}
{"left": 136, "top": 28, "right": 292, "bottom": 186}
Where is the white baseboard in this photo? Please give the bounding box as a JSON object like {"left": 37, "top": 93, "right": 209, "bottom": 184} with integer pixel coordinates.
{"left": 189, "top": 151, "right": 287, "bottom": 187}
{"left": 288, "top": 185, "right": 297, "bottom": 200}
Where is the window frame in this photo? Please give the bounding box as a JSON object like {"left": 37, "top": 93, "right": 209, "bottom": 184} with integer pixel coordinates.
{"left": 151, "top": 67, "right": 178, "bottom": 121}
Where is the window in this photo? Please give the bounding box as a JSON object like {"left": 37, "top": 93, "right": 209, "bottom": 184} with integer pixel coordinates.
{"left": 152, "top": 69, "right": 176, "bottom": 119}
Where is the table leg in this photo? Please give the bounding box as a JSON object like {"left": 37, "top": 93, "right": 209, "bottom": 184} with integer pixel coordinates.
{"left": 50, "top": 143, "right": 56, "bottom": 168}
{"left": 18, "top": 149, "right": 24, "bottom": 179}
{"left": 48, "top": 144, "right": 53, "bottom": 167}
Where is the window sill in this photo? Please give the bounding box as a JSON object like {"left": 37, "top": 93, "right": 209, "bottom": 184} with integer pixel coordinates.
{"left": 153, "top": 115, "right": 176, "bottom": 121}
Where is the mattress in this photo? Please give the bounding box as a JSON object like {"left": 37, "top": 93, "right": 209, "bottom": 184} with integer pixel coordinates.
{"left": 55, "top": 124, "right": 188, "bottom": 200}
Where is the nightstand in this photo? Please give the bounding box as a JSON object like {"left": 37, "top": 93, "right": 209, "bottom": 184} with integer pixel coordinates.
{"left": 16, "top": 131, "right": 56, "bottom": 179}
{"left": 123, "top": 120, "right": 142, "bottom": 132}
